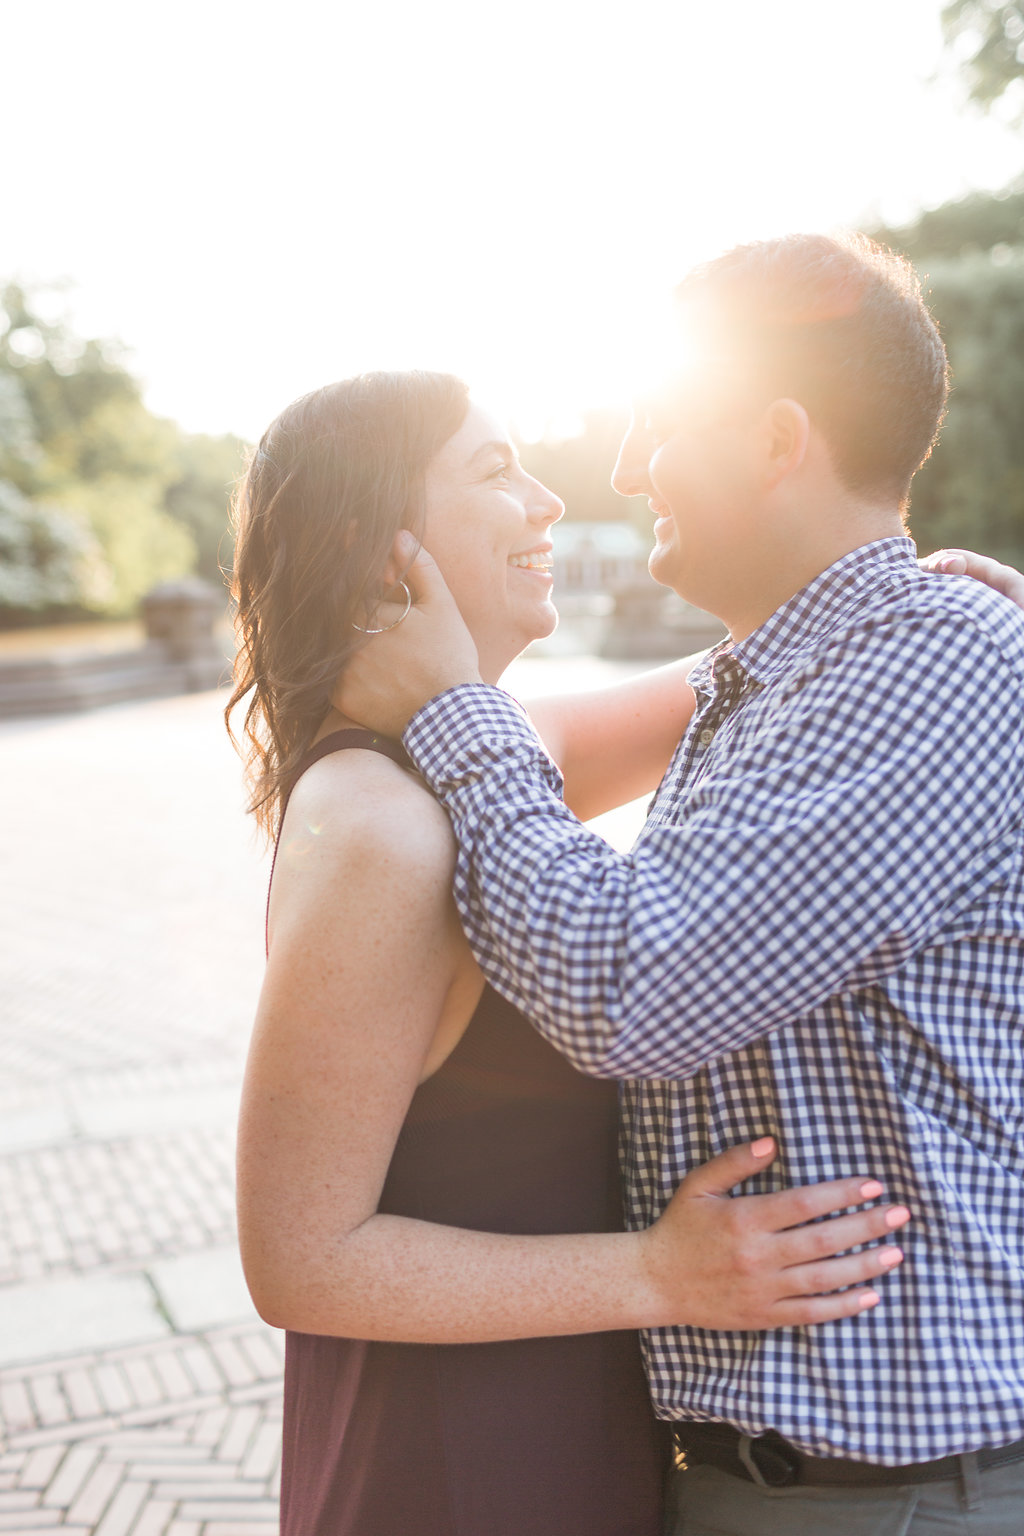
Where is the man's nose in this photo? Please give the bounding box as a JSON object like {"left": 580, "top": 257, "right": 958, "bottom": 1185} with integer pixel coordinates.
{"left": 611, "top": 428, "right": 653, "bottom": 499}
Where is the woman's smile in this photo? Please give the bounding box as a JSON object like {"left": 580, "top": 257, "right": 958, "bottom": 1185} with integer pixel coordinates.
{"left": 508, "top": 545, "right": 554, "bottom": 575}
{"left": 421, "top": 402, "right": 563, "bottom": 679}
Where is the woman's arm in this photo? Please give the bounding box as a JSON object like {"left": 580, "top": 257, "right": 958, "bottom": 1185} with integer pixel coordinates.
{"left": 524, "top": 656, "right": 702, "bottom": 822}
{"left": 526, "top": 553, "right": 1024, "bottom": 821}
{"left": 238, "top": 754, "right": 909, "bottom": 1343}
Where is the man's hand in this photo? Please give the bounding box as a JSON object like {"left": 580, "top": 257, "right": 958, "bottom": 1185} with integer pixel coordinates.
{"left": 639, "top": 1137, "right": 911, "bottom": 1330}
{"left": 334, "top": 534, "right": 483, "bottom": 737}
{"left": 920, "top": 547, "right": 1024, "bottom": 610}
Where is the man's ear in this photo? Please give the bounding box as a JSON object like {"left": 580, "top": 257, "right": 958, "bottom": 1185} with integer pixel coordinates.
{"left": 759, "top": 398, "right": 810, "bottom": 489}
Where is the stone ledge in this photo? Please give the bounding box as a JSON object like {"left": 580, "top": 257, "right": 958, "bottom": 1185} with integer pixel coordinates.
{"left": 0, "top": 646, "right": 228, "bottom": 719}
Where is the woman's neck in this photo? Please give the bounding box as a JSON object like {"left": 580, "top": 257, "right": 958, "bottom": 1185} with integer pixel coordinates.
{"left": 315, "top": 634, "right": 515, "bottom": 747}
{"left": 312, "top": 706, "right": 371, "bottom": 744}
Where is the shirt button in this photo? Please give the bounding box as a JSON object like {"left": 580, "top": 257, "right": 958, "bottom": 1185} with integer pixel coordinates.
{"left": 698, "top": 727, "right": 715, "bottom": 746}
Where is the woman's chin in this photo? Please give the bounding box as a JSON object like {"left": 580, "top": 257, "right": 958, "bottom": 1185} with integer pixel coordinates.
{"left": 478, "top": 604, "right": 559, "bottom": 678}
{"left": 522, "top": 601, "right": 559, "bottom": 651}
{"left": 535, "top": 599, "right": 559, "bottom": 637}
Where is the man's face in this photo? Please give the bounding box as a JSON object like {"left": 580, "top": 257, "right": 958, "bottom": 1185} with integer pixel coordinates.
{"left": 612, "top": 383, "right": 756, "bottom": 611}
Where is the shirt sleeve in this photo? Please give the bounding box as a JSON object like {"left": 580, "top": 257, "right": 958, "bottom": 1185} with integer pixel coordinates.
{"left": 403, "top": 617, "right": 1024, "bottom": 1079}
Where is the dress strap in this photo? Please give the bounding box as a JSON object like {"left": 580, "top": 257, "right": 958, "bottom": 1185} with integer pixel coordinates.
{"left": 299, "top": 728, "right": 413, "bottom": 775}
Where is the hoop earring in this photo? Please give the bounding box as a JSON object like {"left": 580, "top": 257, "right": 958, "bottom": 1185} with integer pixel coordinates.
{"left": 352, "top": 579, "right": 413, "bottom": 634}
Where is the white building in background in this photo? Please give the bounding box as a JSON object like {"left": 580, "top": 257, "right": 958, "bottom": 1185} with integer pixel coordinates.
{"left": 540, "top": 518, "right": 726, "bottom": 660}
{"left": 553, "top": 521, "right": 650, "bottom": 595}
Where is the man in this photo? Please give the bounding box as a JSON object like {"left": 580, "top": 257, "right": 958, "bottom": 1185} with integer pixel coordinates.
{"left": 338, "top": 235, "right": 1024, "bottom": 1533}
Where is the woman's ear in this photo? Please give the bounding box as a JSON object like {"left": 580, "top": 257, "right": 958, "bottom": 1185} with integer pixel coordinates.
{"left": 760, "top": 398, "right": 810, "bottom": 489}
{"left": 380, "top": 531, "right": 413, "bottom": 589}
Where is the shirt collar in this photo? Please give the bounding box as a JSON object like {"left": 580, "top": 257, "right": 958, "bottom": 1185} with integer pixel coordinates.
{"left": 687, "top": 537, "right": 918, "bottom": 694}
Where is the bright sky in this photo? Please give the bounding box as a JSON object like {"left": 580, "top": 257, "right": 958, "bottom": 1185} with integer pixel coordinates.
{"left": 3, "top": 0, "right": 1021, "bottom": 442}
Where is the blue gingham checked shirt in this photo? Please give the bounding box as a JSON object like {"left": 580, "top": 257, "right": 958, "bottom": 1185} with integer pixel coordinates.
{"left": 403, "top": 538, "right": 1024, "bottom": 1465}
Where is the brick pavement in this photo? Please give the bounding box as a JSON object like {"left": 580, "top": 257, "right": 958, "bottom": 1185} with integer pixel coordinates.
{"left": 0, "top": 660, "right": 645, "bottom": 1534}
{"left": 1, "top": 690, "right": 278, "bottom": 1534}
{"left": 0, "top": 1128, "right": 236, "bottom": 1287}
{"left": 0, "top": 1322, "right": 283, "bottom": 1535}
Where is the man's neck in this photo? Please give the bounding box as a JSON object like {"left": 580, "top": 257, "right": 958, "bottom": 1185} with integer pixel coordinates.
{"left": 719, "top": 504, "right": 906, "bottom": 644}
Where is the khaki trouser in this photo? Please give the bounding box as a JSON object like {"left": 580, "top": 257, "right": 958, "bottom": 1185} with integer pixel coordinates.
{"left": 667, "top": 1453, "right": 1024, "bottom": 1535}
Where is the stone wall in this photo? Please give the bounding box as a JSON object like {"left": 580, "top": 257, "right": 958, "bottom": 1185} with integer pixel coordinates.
{"left": 0, "top": 580, "right": 231, "bottom": 719}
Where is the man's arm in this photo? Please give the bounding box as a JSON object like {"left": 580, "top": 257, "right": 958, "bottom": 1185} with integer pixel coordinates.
{"left": 399, "top": 617, "right": 1022, "bottom": 1080}
{"left": 336, "top": 542, "right": 1024, "bottom": 1079}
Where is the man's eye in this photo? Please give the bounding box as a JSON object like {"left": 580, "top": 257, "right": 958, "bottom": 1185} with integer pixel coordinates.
{"left": 487, "top": 462, "right": 512, "bottom": 480}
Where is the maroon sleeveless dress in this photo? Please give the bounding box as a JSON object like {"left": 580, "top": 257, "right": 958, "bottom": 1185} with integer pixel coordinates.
{"left": 275, "top": 731, "right": 669, "bottom": 1536}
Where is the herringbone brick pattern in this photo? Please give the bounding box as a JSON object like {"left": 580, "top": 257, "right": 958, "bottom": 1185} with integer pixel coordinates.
{"left": 0, "top": 1325, "right": 284, "bottom": 1533}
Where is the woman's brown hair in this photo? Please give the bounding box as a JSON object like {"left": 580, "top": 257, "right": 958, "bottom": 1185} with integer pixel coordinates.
{"left": 225, "top": 370, "right": 470, "bottom": 837}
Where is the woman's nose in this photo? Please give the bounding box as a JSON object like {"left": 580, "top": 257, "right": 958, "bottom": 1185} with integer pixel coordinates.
{"left": 529, "top": 479, "right": 564, "bottom": 525}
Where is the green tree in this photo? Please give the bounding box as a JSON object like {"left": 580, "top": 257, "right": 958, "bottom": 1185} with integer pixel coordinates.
{"left": 0, "top": 284, "right": 239, "bottom": 620}
{"left": 943, "top": 2, "right": 1024, "bottom": 112}
{"left": 165, "top": 431, "right": 245, "bottom": 586}
{"left": 909, "top": 255, "right": 1024, "bottom": 563}
{"left": 869, "top": 203, "right": 1024, "bottom": 564}
{"left": 0, "top": 480, "right": 109, "bottom": 612}
{"left": 871, "top": 182, "right": 1024, "bottom": 262}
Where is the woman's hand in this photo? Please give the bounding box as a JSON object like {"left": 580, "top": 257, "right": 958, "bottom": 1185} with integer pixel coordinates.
{"left": 920, "top": 547, "right": 1024, "bottom": 610}
{"left": 639, "top": 1137, "right": 910, "bottom": 1330}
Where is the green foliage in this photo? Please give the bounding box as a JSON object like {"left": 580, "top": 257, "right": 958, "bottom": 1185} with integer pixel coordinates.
{"left": 0, "top": 479, "right": 109, "bottom": 612}
{"left": 0, "top": 284, "right": 242, "bottom": 622}
{"left": 909, "top": 255, "right": 1024, "bottom": 563}
{"left": 0, "top": 372, "right": 39, "bottom": 480}
{"left": 870, "top": 182, "right": 1024, "bottom": 262}
{"left": 868, "top": 195, "right": 1024, "bottom": 564}
{"left": 943, "top": 2, "right": 1024, "bottom": 112}
{"left": 165, "top": 431, "right": 245, "bottom": 586}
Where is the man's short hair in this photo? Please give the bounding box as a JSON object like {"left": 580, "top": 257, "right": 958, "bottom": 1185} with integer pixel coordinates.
{"left": 675, "top": 233, "right": 949, "bottom": 505}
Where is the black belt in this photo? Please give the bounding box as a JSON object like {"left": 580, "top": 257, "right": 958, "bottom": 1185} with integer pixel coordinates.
{"left": 673, "top": 1421, "right": 1024, "bottom": 1489}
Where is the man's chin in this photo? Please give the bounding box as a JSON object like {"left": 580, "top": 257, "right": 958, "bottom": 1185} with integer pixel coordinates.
{"left": 648, "top": 544, "right": 681, "bottom": 592}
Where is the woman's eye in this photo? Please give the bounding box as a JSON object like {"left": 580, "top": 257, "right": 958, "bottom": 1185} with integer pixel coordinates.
{"left": 487, "top": 462, "right": 512, "bottom": 481}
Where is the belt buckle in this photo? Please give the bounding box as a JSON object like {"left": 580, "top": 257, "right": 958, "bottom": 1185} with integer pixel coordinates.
{"left": 739, "top": 1433, "right": 802, "bottom": 1488}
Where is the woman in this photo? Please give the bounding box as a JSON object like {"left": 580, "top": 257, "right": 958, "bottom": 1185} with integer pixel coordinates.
{"left": 228, "top": 372, "right": 915, "bottom": 1536}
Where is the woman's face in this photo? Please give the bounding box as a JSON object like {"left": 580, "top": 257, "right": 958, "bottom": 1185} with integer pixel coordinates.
{"left": 419, "top": 403, "right": 564, "bottom": 680}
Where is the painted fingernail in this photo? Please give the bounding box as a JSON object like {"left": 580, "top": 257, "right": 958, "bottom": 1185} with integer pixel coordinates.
{"left": 751, "top": 1137, "right": 775, "bottom": 1157}
{"left": 879, "top": 1247, "right": 903, "bottom": 1268}
{"left": 885, "top": 1206, "right": 911, "bottom": 1228}
{"left": 858, "top": 1291, "right": 880, "bottom": 1310}
{"left": 859, "top": 1180, "right": 884, "bottom": 1199}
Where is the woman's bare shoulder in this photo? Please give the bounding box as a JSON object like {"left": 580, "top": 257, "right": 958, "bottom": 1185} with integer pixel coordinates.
{"left": 264, "top": 747, "right": 466, "bottom": 1024}
{"left": 274, "top": 747, "right": 456, "bottom": 900}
